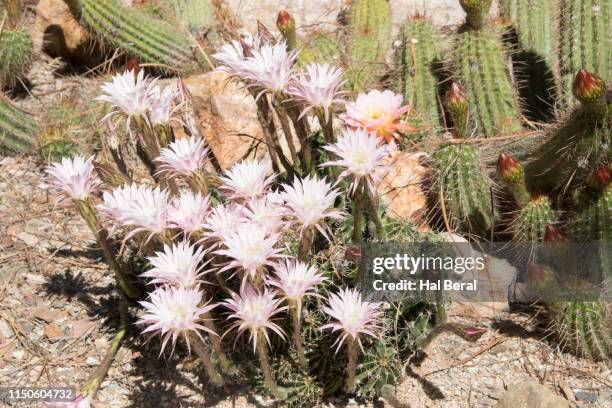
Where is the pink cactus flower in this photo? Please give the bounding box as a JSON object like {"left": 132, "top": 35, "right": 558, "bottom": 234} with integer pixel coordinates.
{"left": 219, "top": 159, "right": 276, "bottom": 201}
{"left": 44, "top": 395, "right": 94, "bottom": 408}
{"left": 268, "top": 259, "right": 326, "bottom": 315}
{"left": 167, "top": 191, "right": 210, "bottom": 235}
{"left": 286, "top": 63, "right": 344, "bottom": 120}
{"left": 96, "top": 69, "right": 158, "bottom": 123}
{"left": 149, "top": 84, "right": 179, "bottom": 126}
{"left": 321, "top": 287, "right": 383, "bottom": 353}
{"left": 220, "top": 285, "right": 287, "bottom": 351}
{"left": 242, "top": 195, "right": 285, "bottom": 233}
{"left": 138, "top": 286, "right": 217, "bottom": 355}
{"left": 44, "top": 155, "right": 100, "bottom": 201}
{"left": 237, "top": 41, "right": 298, "bottom": 95}
{"left": 342, "top": 89, "right": 413, "bottom": 143}
{"left": 142, "top": 240, "right": 210, "bottom": 288}
{"left": 155, "top": 136, "right": 208, "bottom": 177}
{"left": 322, "top": 128, "right": 396, "bottom": 195}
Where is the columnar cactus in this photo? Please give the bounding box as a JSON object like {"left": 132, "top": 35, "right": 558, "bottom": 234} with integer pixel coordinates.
{"left": 452, "top": 29, "right": 523, "bottom": 137}
{"left": 175, "top": 0, "right": 214, "bottom": 34}
{"left": 0, "top": 97, "right": 38, "bottom": 153}
{"left": 0, "top": 28, "right": 33, "bottom": 89}
{"left": 511, "top": 196, "right": 558, "bottom": 242}
{"left": 395, "top": 18, "right": 444, "bottom": 127}
{"left": 559, "top": 0, "right": 611, "bottom": 108}
{"left": 345, "top": 0, "right": 392, "bottom": 91}
{"left": 65, "top": 0, "right": 199, "bottom": 73}
{"left": 459, "top": 0, "right": 493, "bottom": 30}
{"left": 298, "top": 34, "right": 343, "bottom": 67}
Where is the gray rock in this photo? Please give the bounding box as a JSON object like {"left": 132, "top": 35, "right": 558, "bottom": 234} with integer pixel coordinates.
{"left": 497, "top": 381, "right": 571, "bottom": 408}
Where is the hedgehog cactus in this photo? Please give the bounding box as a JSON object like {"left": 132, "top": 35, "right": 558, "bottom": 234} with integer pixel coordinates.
{"left": 66, "top": 0, "right": 200, "bottom": 73}
{"left": 174, "top": 0, "right": 214, "bottom": 35}
{"left": 459, "top": 0, "right": 493, "bottom": 30}
{"left": 559, "top": 0, "right": 611, "bottom": 108}
{"left": 453, "top": 29, "right": 522, "bottom": 137}
{"left": 0, "top": 28, "right": 33, "bottom": 89}
{"left": 395, "top": 18, "right": 444, "bottom": 127}
{"left": 444, "top": 83, "right": 470, "bottom": 138}
{"left": 433, "top": 144, "right": 493, "bottom": 237}
{"left": 345, "top": 0, "right": 392, "bottom": 91}
{"left": 356, "top": 342, "right": 401, "bottom": 398}
{"left": 511, "top": 196, "right": 558, "bottom": 242}
{"left": 0, "top": 97, "right": 38, "bottom": 154}
{"left": 551, "top": 302, "right": 611, "bottom": 361}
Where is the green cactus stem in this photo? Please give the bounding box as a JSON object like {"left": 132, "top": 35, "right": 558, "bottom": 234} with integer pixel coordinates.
{"left": 396, "top": 18, "right": 444, "bottom": 127}
{"left": 459, "top": 0, "right": 493, "bottom": 30}
{"left": 345, "top": 0, "right": 391, "bottom": 91}
{"left": 0, "top": 97, "right": 37, "bottom": 154}
{"left": 433, "top": 144, "right": 493, "bottom": 237}
{"left": 575, "top": 184, "right": 612, "bottom": 242}
{"left": 550, "top": 302, "right": 611, "bottom": 361}
{"left": 174, "top": 0, "right": 214, "bottom": 35}
{"left": 0, "top": 28, "right": 33, "bottom": 89}
{"left": 511, "top": 196, "right": 558, "bottom": 242}
{"left": 559, "top": 0, "right": 611, "bottom": 108}
{"left": 453, "top": 29, "right": 522, "bottom": 137}
{"left": 298, "top": 33, "right": 343, "bottom": 66}
{"left": 65, "top": 0, "right": 200, "bottom": 73}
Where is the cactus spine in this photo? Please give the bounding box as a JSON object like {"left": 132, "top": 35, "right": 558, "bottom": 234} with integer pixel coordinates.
{"left": 559, "top": 0, "right": 611, "bottom": 108}
{"left": 575, "top": 184, "right": 612, "bottom": 242}
{"left": 345, "top": 0, "right": 391, "bottom": 91}
{"left": 174, "top": 0, "right": 214, "bottom": 34}
{"left": 433, "top": 144, "right": 493, "bottom": 236}
{"left": 512, "top": 196, "right": 558, "bottom": 242}
{"left": 551, "top": 302, "right": 611, "bottom": 361}
{"left": 0, "top": 97, "right": 38, "bottom": 153}
{"left": 453, "top": 29, "right": 522, "bottom": 137}
{"left": 0, "top": 28, "right": 33, "bottom": 89}
{"left": 68, "top": 0, "right": 198, "bottom": 73}
{"left": 396, "top": 18, "right": 444, "bottom": 127}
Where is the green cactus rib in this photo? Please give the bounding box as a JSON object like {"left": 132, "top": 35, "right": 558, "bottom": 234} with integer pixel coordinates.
{"left": 575, "top": 184, "right": 612, "bottom": 242}
{"left": 433, "top": 144, "right": 493, "bottom": 236}
{"left": 345, "top": 0, "right": 391, "bottom": 91}
{"left": 559, "top": 0, "right": 611, "bottom": 108}
{"left": 174, "top": 0, "right": 214, "bottom": 34}
{"left": 0, "top": 98, "right": 38, "bottom": 153}
{"left": 0, "top": 28, "right": 33, "bottom": 88}
{"left": 512, "top": 196, "right": 557, "bottom": 242}
{"left": 525, "top": 108, "right": 610, "bottom": 193}
{"left": 396, "top": 19, "right": 444, "bottom": 127}
{"left": 552, "top": 302, "right": 611, "bottom": 361}
{"left": 298, "top": 34, "right": 343, "bottom": 66}
{"left": 77, "top": 0, "right": 197, "bottom": 72}
{"left": 453, "top": 29, "right": 522, "bottom": 137}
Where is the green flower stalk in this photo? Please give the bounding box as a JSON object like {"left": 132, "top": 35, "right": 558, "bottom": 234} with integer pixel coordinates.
{"left": 45, "top": 155, "right": 140, "bottom": 299}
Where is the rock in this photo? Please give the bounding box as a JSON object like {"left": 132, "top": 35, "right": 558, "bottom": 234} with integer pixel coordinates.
{"left": 43, "top": 323, "right": 64, "bottom": 341}
{"left": 377, "top": 151, "right": 429, "bottom": 228}
{"left": 16, "top": 232, "right": 39, "bottom": 247}
{"left": 33, "top": 0, "right": 98, "bottom": 65}
{"left": 0, "top": 320, "right": 14, "bottom": 340}
{"left": 32, "top": 307, "right": 63, "bottom": 323}
{"left": 183, "top": 71, "right": 268, "bottom": 170}
{"left": 497, "top": 381, "right": 571, "bottom": 408}
{"left": 71, "top": 320, "right": 96, "bottom": 339}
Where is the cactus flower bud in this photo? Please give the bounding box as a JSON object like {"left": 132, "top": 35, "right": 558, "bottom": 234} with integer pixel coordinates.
{"left": 276, "top": 10, "right": 297, "bottom": 50}
{"left": 445, "top": 82, "right": 469, "bottom": 138}
{"left": 462, "top": 326, "right": 486, "bottom": 341}
{"left": 572, "top": 69, "right": 606, "bottom": 105}
{"left": 93, "top": 161, "right": 128, "bottom": 188}
{"left": 257, "top": 20, "right": 275, "bottom": 45}
{"left": 496, "top": 152, "right": 523, "bottom": 184}
{"left": 586, "top": 164, "right": 612, "bottom": 190}
{"left": 459, "top": 0, "right": 492, "bottom": 30}
{"left": 543, "top": 224, "right": 568, "bottom": 243}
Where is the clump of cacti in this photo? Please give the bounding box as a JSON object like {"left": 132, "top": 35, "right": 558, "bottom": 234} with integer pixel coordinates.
{"left": 550, "top": 302, "right": 611, "bottom": 361}
{"left": 356, "top": 341, "right": 401, "bottom": 398}
{"left": 395, "top": 18, "right": 445, "bottom": 127}
{"left": 344, "top": 0, "right": 392, "bottom": 91}
{"left": 0, "top": 28, "right": 33, "bottom": 89}
{"left": 511, "top": 195, "right": 558, "bottom": 242}
{"left": 0, "top": 97, "right": 38, "bottom": 154}
{"left": 64, "top": 0, "right": 202, "bottom": 73}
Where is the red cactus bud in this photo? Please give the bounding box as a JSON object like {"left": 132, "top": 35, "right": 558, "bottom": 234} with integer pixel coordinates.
{"left": 345, "top": 246, "right": 362, "bottom": 263}
{"left": 445, "top": 83, "right": 469, "bottom": 138}
{"left": 276, "top": 9, "right": 297, "bottom": 49}
{"left": 572, "top": 69, "right": 606, "bottom": 104}
{"left": 543, "top": 225, "right": 568, "bottom": 243}
{"left": 462, "top": 326, "right": 486, "bottom": 341}
{"left": 496, "top": 152, "right": 523, "bottom": 184}
{"left": 526, "top": 263, "right": 556, "bottom": 288}
{"left": 586, "top": 165, "right": 612, "bottom": 190}
{"left": 126, "top": 59, "right": 140, "bottom": 77}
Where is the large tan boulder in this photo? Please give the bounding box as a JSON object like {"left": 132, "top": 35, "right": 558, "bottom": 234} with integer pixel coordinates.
{"left": 33, "top": 0, "right": 90, "bottom": 56}
{"left": 497, "top": 381, "right": 571, "bottom": 408}
{"left": 183, "top": 71, "right": 267, "bottom": 170}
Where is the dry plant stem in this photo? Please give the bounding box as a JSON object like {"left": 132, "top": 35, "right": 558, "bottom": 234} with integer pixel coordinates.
{"left": 345, "top": 338, "right": 358, "bottom": 394}
{"left": 256, "top": 333, "right": 284, "bottom": 399}
{"left": 75, "top": 199, "right": 140, "bottom": 299}
{"left": 364, "top": 191, "right": 384, "bottom": 238}
{"left": 316, "top": 111, "right": 335, "bottom": 146}
{"left": 298, "top": 226, "right": 315, "bottom": 261}
{"left": 286, "top": 105, "right": 314, "bottom": 175}
{"left": 187, "top": 171, "right": 209, "bottom": 195}
{"left": 289, "top": 301, "right": 307, "bottom": 370}
{"left": 250, "top": 90, "right": 281, "bottom": 173}
{"left": 82, "top": 298, "right": 128, "bottom": 399}
{"left": 273, "top": 102, "right": 301, "bottom": 171}
{"left": 201, "top": 311, "right": 237, "bottom": 375}
{"left": 189, "top": 332, "right": 225, "bottom": 386}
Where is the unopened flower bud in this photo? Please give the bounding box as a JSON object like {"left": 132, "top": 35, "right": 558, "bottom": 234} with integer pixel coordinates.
{"left": 445, "top": 83, "right": 469, "bottom": 138}
{"left": 496, "top": 152, "right": 523, "bottom": 184}
{"left": 93, "top": 161, "right": 128, "bottom": 188}
{"left": 543, "top": 224, "right": 568, "bottom": 244}
{"left": 586, "top": 164, "right": 612, "bottom": 190}
{"left": 462, "top": 326, "right": 486, "bottom": 341}
{"left": 572, "top": 69, "right": 606, "bottom": 105}
{"left": 276, "top": 10, "right": 297, "bottom": 49}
